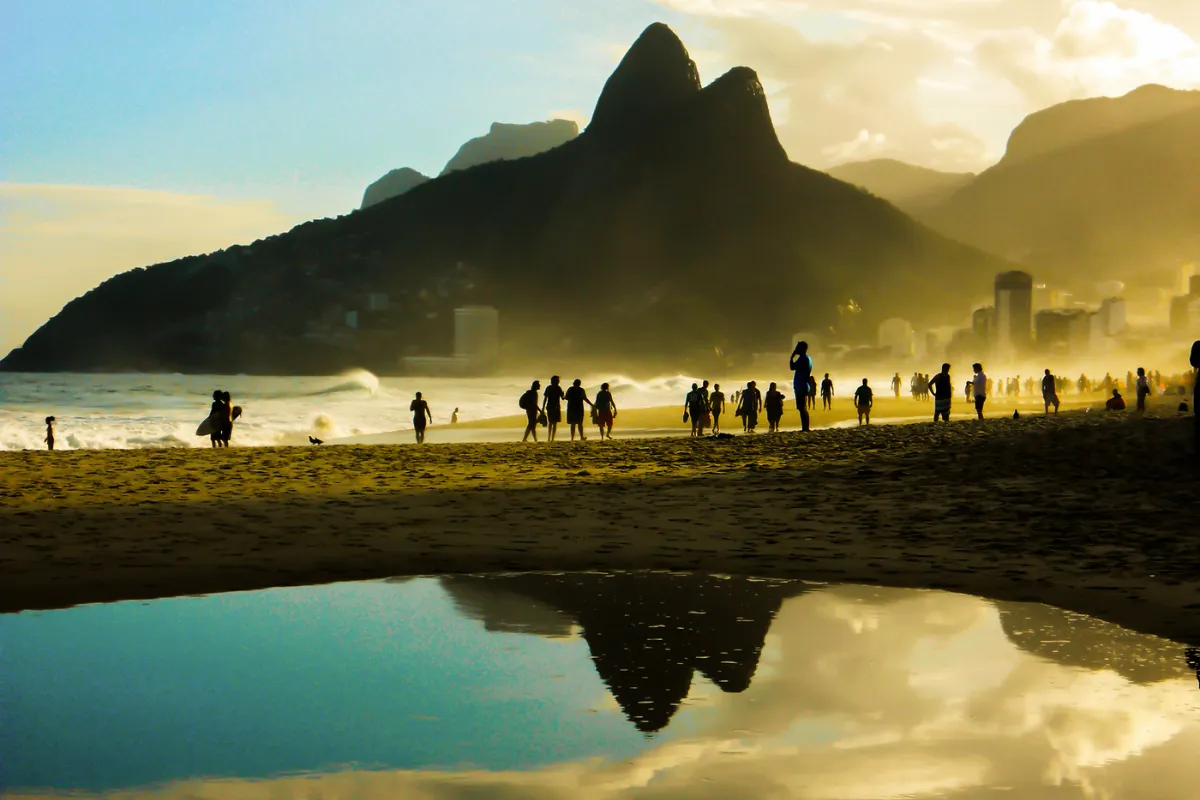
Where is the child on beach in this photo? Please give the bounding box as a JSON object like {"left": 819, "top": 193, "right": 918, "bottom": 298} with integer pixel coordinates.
{"left": 1136, "top": 367, "right": 1151, "bottom": 412}
{"left": 44, "top": 416, "right": 55, "bottom": 451}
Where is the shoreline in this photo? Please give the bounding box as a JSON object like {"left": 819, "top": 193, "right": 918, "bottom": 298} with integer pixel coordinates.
{"left": 3, "top": 410, "right": 1199, "bottom": 647}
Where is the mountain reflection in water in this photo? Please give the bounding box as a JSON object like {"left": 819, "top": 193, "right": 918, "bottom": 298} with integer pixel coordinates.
{"left": 4, "top": 572, "right": 1200, "bottom": 799}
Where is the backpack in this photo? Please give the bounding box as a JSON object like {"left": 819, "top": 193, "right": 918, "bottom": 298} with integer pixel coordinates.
{"left": 519, "top": 390, "right": 536, "bottom": 411}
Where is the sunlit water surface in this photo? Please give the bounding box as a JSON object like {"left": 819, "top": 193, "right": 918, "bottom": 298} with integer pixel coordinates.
{"left": 3, "top": 573, "right": 1200, "bottom": 798}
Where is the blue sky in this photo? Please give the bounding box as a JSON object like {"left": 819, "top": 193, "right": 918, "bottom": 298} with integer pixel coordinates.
{"left": 2, "top": 0, "right": 703, "bottom": 217}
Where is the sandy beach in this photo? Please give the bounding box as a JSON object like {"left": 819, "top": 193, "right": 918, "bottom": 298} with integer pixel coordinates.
{"left": 3, "top": 406, "right": 1198, "bottom": 645}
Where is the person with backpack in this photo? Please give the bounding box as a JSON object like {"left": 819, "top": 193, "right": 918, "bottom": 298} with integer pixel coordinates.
{"left": 520, "top": 380, "right": 541, "bottom": 442}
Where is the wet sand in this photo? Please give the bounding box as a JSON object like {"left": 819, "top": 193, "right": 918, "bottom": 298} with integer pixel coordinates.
{"left": 2, "top": 408, "right": 1198, "bottom": 645}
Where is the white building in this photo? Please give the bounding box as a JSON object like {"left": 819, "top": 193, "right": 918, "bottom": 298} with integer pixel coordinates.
{"left": 1098, "top": 297, "right": 1127, "bottom": 337}
{"left": 877, "top": 318, "right": 914, "bottom": 358}
{"left": 454, "top": 306, "right": 500, "bottom": 365}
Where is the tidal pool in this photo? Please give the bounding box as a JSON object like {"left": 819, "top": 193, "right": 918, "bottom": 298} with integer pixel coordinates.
{"left": 3, "top": 572, "right": 1200, "bottom": 798}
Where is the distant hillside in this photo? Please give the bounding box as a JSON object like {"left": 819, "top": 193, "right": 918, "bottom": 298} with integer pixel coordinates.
{"left": 440, "top": 119, "right": 579, "bottom": 175}
{"left": 825, "top": 159, "right": 974, "bottom": 215}
{"left": 360, "top": 120, "right": 579, "bottom": 209}
{"left": 360, "top": 167, "right": 429, "bottom": 209}
{"left": 922, "top": 86, "right": 1200, "bottom": 282}
{"left": 1, "top": 23, "right": 1010, "bottom": 376}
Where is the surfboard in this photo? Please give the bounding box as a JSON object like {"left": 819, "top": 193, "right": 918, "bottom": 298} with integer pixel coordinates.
{"left": 196, "top": 406, "right": 242, "bottom": 437}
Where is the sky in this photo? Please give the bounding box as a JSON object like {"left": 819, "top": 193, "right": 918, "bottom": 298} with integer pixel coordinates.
{"left": 4, "top": 0, "right": 1200, "bottom": 352}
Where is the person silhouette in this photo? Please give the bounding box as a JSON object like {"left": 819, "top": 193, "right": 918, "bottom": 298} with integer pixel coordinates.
{"left": 451, "top": 407, "right": 460, "bottom": 424}
{"left": 820, "top": 373, "right": 834, "bottom": 410}
{"left": 44, "top": 416, "right": 55, "bottom": 451}
{"left": 564, "top": 379, "right": 593, "bottom": 442}
{"left": 853, "top": 379, "right": 873, "bottom": 425}
{"left": 543, "top": 376, "right": 566, "bottom": 442}
{"left": 929, "top": 364, "right": 952, "bottom": 422}
{"left": 789, "top": 341, "right": 813, "bottom": 432}
{"left": 521, "top": 380, "right": 541, "bottom": 442}
{"left": 710, "top": 383, "right": 725, "bottom": 434}
{"left": 1190, "top": 340, "right": 1200, "bottom": 447}
{"left": 410, "top": 392, "right": 432, "bottom": 443}
{"left": 595, "top": 382, "right": 617, "bottom": 440}
{"left": 1041, "top": 369, "right": 1059, "bottom": 414}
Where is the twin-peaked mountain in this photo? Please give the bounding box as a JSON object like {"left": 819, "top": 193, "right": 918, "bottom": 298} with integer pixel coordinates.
{"left": 1, "top": 23, "right": 1007, "bottom": 375}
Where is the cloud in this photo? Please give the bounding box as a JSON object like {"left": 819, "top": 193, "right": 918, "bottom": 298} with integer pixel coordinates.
{"left": 652, "top": 0, "right": 1200, "bottom": 171}
{"left": 0, "top": 184, "right": 297, "bottom": 354}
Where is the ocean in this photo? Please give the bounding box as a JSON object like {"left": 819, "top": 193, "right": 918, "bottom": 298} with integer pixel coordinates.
{"left": 0, "top": 371, "right": 713, "bottom": 451}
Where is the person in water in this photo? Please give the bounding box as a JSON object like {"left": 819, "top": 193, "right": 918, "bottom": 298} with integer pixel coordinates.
{"left": 564, "top": 379, "right": 593, "bottom": 442}
{"left": 710, "top": 383, "right": 725, "bottom": 434}
{"left": 44, "top": 416, "right": 55, "bottom": 451}
{"left": 853, "top": 379, "right": 873, "bottom": 425}
{"left": 738, "top": 380, "right": 762, "bottom": 433}
{"left": 543, "top": 376, "right": 566, "bottom": 442}
{"left": 789, "top": 341, "right": 813, "bottom": 432}
{"left": 451, "top": 408, "right": 459, "bottom": 424}
{"left": 520, "top": 380, "right": 541, "bottom": 443}
{"left": 594, "top": 382, "right": 617, "bottom": 440}
{"left": 929, "top": 363, "right": 952, "bottom": 422}
{"left": 764, "top": 382, "right": 786, "bottom": 432}
{"left": 1042, "top": 369, "right": 1060, "bottom": 415}
{"left": 820, "top": 373, "right": 834, "bottom": 410}
{"left": 410, "top": 392, "right": 432, "bottom": 443}
{"left": 1105, "top": 389, "right": 1126, "bottom": 411}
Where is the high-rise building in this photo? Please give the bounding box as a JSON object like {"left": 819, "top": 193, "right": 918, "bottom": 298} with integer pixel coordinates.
{"left": 994, "top": 271, "right": 1033, "bottom": 355}
{"left": 972, "top": 306, "right": 994, "bottom": 342}
{"left": 1098, "top": 298, "right": 1127, "bottom": 337}
{"left": 1036, "top": 309, "right": 1089, "bottom": 354}
{"left": 454, "top": 306, "right": 500, "bottom": 365}
{"left": 1171, "top": 296, "right": 1191, "bottom": 333}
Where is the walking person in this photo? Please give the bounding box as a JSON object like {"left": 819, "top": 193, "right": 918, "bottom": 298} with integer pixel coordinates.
{"left": 219, "top": 391, "right": 235, "bottom": 447}
{"left": 410, "top": 392, "right": 432, "bottom": 443}
{"left": 929, "top": 364, "right": 952, "bottom": 422}
{"left": 738, "top": 380, "right": 762, "bottom": 433}
{"left": 564, "top": 379, "right": 593, "bottom": 442}
{"left": 853, "top": 379, "right": 873, "bottom": 425}
{"left": 765, "top": 382, "right": 786, "bottom": 433}
{"left": 543, "top": 376, "right": 566, "bottom": 441}
{"left": 820, "top": 373, "right": 834, "bottom": 410}
{"left": 807, "top": 375, "right": 817, "bottom": 411}
{"left": 520, "top": 380, "right": 541, "bottom": 442}
{"left": 972, "top": 363, "right": 987, "bottom": 420}
{"left": 44, "top": 416, "right": 55, "bottom": 451}
{"left": 595, "top": 382, "right": 617, "bottom": 440}
{"left": 891, "top": 372, "right": 901, "bottom": 400}
{"left": 710, "top": 383, "right": 725, "bottom": 434}
{"left": 1041, "top": 369, "right": 1060, "bottom": 414}
{"left": 1135, "top": 367, "right": 1151, "bottom": 413}
{"left": 451, "top": 407, "right": 460, "bottom": 424}
{"left": 684, "top": 383, "right": 706, "bottom": 437}
{"left": 789, "top": 341, "right": 813, "bottom": 432}
{"left": 699, "top": 380, "right": 712, "bottom": 431}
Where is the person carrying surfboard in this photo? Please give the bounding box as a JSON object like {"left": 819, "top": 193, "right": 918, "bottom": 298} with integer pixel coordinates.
{"left": 208, "top": 390, "right": 223, "bottom": 448}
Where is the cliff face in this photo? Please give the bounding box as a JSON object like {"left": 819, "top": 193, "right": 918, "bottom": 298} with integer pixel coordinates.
{"left": 1, "top": 23, "right": 1007, "bottom": 375}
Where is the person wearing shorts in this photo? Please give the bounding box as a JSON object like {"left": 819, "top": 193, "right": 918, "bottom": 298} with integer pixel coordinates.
{"left": 564, "top": 379, "right": 592, "bottom": 441}
{"left": 1041, "top": 369, "right": 1059, "bottom": 414}
{"left": 543, "top": 376, "right": 566, "bottom": 441}
{"left": 972, "top": 363, "right": 987, "bottom": 420}
{"left": 595, "top": 382, "right": 617, "bottom": 440}
{"left": 410, "top": 391, "right": 432, "bottom": 443}
{"left": 929, "top": 363, "right": 952, "bottom": 422}
{"left": 853, "top": 379, "right": 873, "bottom": 425}
{"left": 710, "top": 384, "right": 725, "bottom": 434}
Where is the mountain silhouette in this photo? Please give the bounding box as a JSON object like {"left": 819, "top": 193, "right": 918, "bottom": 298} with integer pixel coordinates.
{"left": 0, "top": 23, "right": 1010, "bottom": 375}
{"left": 440, "top": 119, "right": 579, "bottom": 176}
{"left": 825, "top": 159, "right": 974, "bottom": 216}
{"left": 361, "top": 167, "right": 430, "bottom": 209}
{"left": 440, "top": 572, "right": 808, "bottom": 733}
{"left": 921, "top": 85, "right": 1200, "bottom": 282}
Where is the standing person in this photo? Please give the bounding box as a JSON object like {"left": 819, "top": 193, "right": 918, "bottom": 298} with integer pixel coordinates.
{"left": 543, "top": 376, "right": 566, "bottom": 442}
{"left": 820, "top": 373, "right": 834, "bottom": 410}
{"left": 1191, "top": 341, "right": 1200, "bottom": 448}
{"left": 853, "top": 379, "right": 873, "bottom": 425}
{"left": 699, "top": 380, "right": 713, "bottom": 431}
{"left": 594, "top": 382, "right": 617, "bottom": 440}
{"left": 789, "top": 341, "right": 813, "bottom": 432}
{"left": 1135, "top": 367, "right": 1151, "bottom": 413}
{"left": 44, "top": 416, "right": 55, "bottom": 451}
{"left": 963, "top": 380, "right": 972, "bottom": 402}
{"left": 738, "top": 380, "right": 762, "bottom": 433}
{"left": 207, "top": 390, "right": 224, "bottom": 448}
{"left": 889, "top": 372, "right": 899, "bottom": 400}
{"left": 451, "top": 407, "right": 460, "bottom": 424}
{"left": 929, "top": 364, "right": 952, "bottom": 421}
{"left": 219, "top": 391, "right": 234, "bottom": 447}
{"left": 520, "top": 380, "right": 541, "bottom": 443}
{"left": 684, "top": 383, "right": 705, "bottom": 437}
{"left": 1041, "top": 369, "right": 1060, "bottom": 414}
{"left": 410, "top": 392, "right": 432, "bottom": 443}
{"left": 922, "top": 374, "right": 932, "bottom": 402}
{"left": 764, "top": 382, "right": 786, "bottom": 433}
{"left": 972, "top": 363, "right": 988, "bottom": 420}
{"left": 710, "top": 384, "right": 726, "bottom": 434}
{"left": 1025, "top": 376, "right": 1035, "bottom": 397}
{"left": 806, "top": 375, "right": 817, "bottom": 411}
{"left": 564, "top": 379, "right": 593, "bottom": 442}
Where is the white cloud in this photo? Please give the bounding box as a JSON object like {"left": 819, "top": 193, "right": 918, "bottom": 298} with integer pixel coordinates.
{"left": 0, "top": 184, "right": 297, "bottom": 354}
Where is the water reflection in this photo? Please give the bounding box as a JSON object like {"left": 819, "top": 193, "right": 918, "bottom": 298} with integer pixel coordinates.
{"left": 3, "top": 573, "right": 1200, "bottom": 799}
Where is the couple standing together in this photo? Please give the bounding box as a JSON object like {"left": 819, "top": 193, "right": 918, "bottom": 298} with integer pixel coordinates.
{"left": 207, "top": 390, "right": 237, "bottom": 447}
{"left": 523, "top": 377, "right": 615, "bottom": 442}
{"left": 789, "top": 341, "right": 814, "bottom": 432}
